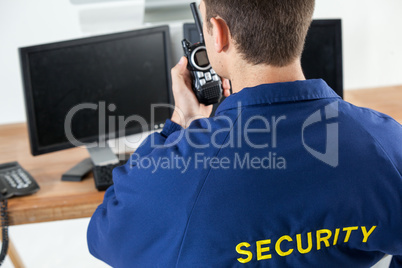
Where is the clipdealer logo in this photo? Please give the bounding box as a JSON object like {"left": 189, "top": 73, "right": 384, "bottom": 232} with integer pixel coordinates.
{"left": 63, "top": 100, "right": 340, "bottom": 168}
{"left": 302, "top": 101, "right": 339, "bottom": 168}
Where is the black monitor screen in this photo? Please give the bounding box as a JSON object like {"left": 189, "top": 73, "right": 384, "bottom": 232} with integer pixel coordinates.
{"left": 183, "top": 19, "right": 343, "bottom": 98}
{"left": 183, "top": 23, "right": 202, "bottom": 46}
{"left": 20, "top": 26, "right": 173, "bottom": 156}
{"left": 302, "top": 19, "right": 343, "bottom": 98}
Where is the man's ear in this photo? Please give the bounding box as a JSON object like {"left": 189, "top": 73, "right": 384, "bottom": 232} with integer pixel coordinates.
{"left": 210, "top": 17, "right": 230, "bottom": 53}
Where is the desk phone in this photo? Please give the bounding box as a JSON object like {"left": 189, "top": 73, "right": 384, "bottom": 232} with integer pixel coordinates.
{"left": 0, "top": 162, "right": 40, "bottom": 200}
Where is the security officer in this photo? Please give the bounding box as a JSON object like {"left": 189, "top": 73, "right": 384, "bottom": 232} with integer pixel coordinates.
{"left": 88, "top": 0, "right": 402, "bottom": 267}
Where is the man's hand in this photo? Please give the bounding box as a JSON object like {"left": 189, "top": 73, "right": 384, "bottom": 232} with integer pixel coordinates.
{"left": 170, "top": 56, "right": 231, "bottom": 128}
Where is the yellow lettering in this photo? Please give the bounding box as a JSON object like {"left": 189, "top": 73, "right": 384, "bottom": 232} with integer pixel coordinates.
{"left": 361, "top": 226, "right": 377, "bottom": 243}
{"left": 333, "top": 228, "right": 340, "bottom": 245}
{"left": 235, "top": 224, "right": 376, "bottom": 263}
{"left": 316, "top": 229, "right": 332, "bottom": 250}
{"left": 275, "top": 235, "right": 294, "bottom": 257}
{"left": 236, "top": 242, "right": 253, "bottom": 263}
{"left": 256, "top": 239, "right": 272, "bottom": 261}
{"left": 296, "top": 232, "right": 313, "bottom": 254}
{"left": 343, "top": 226, "right": 358, "bottom": 243}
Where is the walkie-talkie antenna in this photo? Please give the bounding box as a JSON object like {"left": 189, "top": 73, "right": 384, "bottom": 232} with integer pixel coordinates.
{"left": 190, "top": 2, "right": 204, "bottom": 44}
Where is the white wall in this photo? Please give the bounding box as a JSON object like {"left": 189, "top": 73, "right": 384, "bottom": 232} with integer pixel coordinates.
{"left": 313, "top": 0, "right": 402, "bottom": 91}
{"left": 0, "top": 0, "right": 80, "bottom": 125}
{"left": 0, "top": 0, "right": 145, "bottom": 125}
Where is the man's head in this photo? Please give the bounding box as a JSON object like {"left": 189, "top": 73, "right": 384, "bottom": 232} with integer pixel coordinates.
{"left": 201, "top": 0, "right": 315, "bottom": 67}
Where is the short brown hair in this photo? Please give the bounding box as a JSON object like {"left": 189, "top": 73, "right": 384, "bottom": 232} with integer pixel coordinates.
{"left": 203, "top": 0, "right": 315, "bottom": 67}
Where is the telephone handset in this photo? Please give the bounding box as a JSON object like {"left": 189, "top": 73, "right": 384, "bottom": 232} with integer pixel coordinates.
{"left": 182, "top": 2, "right": 223, "bottom": 105}
{"left": 0, "top": 161, "right": 40, "bottom": 265}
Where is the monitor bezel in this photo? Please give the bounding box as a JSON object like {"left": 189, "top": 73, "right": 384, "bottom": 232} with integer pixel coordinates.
{"left": 183, "top": 19, "right": 344, "bottom": 98}
{"left": 183, "top": 23, "right": 199, "bottom": 44}
{"left": 20, "top": 25, "right": 173, "bottom": 156}
{"left": 303, "top": 19, "right": 344, "bottom": 98}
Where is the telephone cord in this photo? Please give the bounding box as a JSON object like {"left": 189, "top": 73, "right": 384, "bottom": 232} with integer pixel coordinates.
{"left": 0, "top": 199, "right": 9, "bottom": 266}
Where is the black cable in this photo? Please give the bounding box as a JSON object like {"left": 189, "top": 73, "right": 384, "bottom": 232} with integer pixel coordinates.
{"left": 0, "top": 199, "right": 9, "bottom": 266}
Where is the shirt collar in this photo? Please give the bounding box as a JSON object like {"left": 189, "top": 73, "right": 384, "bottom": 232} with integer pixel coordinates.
{"left": 216, "top": 79, "right": 341, "bottom": 114}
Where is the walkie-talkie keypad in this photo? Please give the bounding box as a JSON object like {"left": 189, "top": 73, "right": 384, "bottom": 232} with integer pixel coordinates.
{"left": 198, "top": 70, "right": 219, "bottom": 84}
{"left": 205, "top": 72, "right": 212, "bottom": 81}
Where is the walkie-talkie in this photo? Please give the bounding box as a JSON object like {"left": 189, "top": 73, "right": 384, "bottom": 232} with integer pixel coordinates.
{"left": 182, "top": 2, "right": 223, "bottom": 105}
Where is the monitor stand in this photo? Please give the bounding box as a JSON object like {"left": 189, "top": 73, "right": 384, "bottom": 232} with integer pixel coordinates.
{"left": 87, "top": 145, "right": 119, "bottom": 166}
{"left": 61, "top": 144, "right": 119, "bottom": 182}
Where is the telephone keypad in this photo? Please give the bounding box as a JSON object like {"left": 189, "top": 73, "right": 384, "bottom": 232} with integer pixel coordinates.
{"left": 0, "top": 162, "right": 40, "bottom": 199}
{"left": 5, "top": 169, "right": 32, "bottom": 189}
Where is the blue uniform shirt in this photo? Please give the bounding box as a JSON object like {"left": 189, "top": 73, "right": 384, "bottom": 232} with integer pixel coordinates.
{"left": 87, "top": 79, "right": 402, "bottom": 267}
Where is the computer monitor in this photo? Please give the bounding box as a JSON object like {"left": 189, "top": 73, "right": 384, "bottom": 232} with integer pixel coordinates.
{"left": 183, "top": 23, "right": 202, "bottom": 47}
{"left": 183, "top": 19, "right": 344, "bottom": 98}
{"left": 302, "top": 19, "right": 343, "bottom": 98}
{"left": 20, "top": 26, "right": 173, "bottom": 161}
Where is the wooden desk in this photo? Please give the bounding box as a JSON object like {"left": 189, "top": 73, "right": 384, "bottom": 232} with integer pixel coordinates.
{"left": 0, "top": 85, "right": 401, "bottom": 226}
{"left": 344, "top": 85, "right": 402, "bottom": 124}
{"left": 0, "top": 124, "right": 102, "bottom": 226}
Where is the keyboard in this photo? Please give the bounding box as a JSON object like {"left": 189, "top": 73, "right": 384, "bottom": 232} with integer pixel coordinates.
{"left": 93, "top": 159, "right": 128, "bottom": 191}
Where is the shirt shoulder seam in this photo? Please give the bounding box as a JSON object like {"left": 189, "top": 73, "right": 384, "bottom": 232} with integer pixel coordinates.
{"left": 174, "top": 109, "right": 244, "bottom": 267}
{"left": 343, "top": 103, "right": 402, "bottom": 177}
